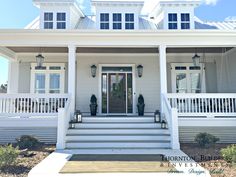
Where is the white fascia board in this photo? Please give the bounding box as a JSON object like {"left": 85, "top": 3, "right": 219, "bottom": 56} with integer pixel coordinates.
{"left": 159, "top": 0, "right": 201, "bottom": 7}
{"left": 33, "top": 0, "right": 85, "bottom": 17}
{"left": 0, "top": 47, "right": 16, "bottom": 61}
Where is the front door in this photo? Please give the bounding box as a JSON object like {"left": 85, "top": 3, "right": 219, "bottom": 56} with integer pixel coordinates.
{"left": 108, "top": 73, "right": 126, "bottom": 113}
{"left": 101, "top": 66, "right": 133, "bottom": 114}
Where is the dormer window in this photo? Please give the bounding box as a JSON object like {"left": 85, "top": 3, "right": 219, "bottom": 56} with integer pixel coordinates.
{"left": 125, "top": 14, "right": 134, "bottom": 30}
{"left": 100, "top": 13, "right": 109, "bottom": 29}
{"left": 181, "top": 13, "right": 190, "bottom": 29}
{"left": 57, "top": 13, "right": 66, "bottom": 29}
{"left": 113, "top": 13, "right": 122, "bottom": 30}
{"left": 44, "top": 12, "right": 53, "bottom": 29}
{"left": 168, "top": 13, "right": 178, "bottom": 29}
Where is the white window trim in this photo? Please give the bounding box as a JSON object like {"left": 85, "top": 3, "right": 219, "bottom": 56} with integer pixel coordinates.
{"left": 41, "top": 11, "right": 68, "bottom": 29}
{"left": 44, "top": 12, "right": 53, "bottom": 29}
{"left": 181, "top": 13, "right": 190, "bottom": 29}
{"left": 30, "top": 63, "right": 65, "bottom": 94}
{"left": 171, "top": 63, "right": 206, "bottom": 93}
{"left": 56, "top": 12, "right": 66, "bottom": 29}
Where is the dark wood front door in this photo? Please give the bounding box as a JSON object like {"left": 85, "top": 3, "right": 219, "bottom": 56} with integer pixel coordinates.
{"left": 108, "top": 73, "right": 126, "bottom": 113}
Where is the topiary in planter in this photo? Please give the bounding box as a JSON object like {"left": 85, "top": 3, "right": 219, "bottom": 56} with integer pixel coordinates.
{"left": 137, "top": 94, "right": 145, "bottom": 116}
{"left": 194, "top": 132, "right": 219, "bottom": 148}
{"left": 90, "top": 95, "right": 97, "bottom": 116}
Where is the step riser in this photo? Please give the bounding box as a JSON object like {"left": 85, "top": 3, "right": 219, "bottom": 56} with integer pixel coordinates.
{"left": 63, "top": 149, "right": 171, "bottom": 154}
{"left": 66, "top": 142, "right": 171, "bottom": 148}
{"left": 82, "top": 118, "right": 155, "bottom": 123}
{"left": 75, "top": 123, "right": 161, "bottom": 129}
{"left": 66, "top": 136, "right": 171, "bottom": 141}
{"left": 67, "top": 129, "right": 169, "bottom": 134}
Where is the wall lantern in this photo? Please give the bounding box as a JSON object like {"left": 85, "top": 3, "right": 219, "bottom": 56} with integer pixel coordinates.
{"left": 137, "top": 65, "right": 143, "bottom": 77}
{"left": 192, "top": 53, "right": 200, "bottom": 67}
{"left": 154, "top": 110, "right": 161, "bottom": 123}
{"left": 74, "top": 110, "right": 82, "bottom": 123}
{"left": 35, "top": 54, "right": 45, "bottom": 68}
{"left": 69, "top": 120, "right": 76, "bottom": 129}
{"left": 91, "top": 65, "right": 97, "bottom": 78}
{"left": 161, "top": 120, "right": 168, "bottom": 129}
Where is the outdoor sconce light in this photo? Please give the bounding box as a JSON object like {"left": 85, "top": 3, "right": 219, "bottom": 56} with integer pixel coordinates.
{"left": 137, "top": 65, "right": 143, "bottom": 77}
{"left": 154, "top": 110, "right": 161, "bottom": 123}
{"left": 74, "top": 110, "right": 82, "bottom": 123}
{"left": 69, "top": 120, "right": 76, "bottom": 129}
{"left": 91, "top": 65, "right": 97, "bottom": 78}
{"left": 192, "top": 53, "right": 200, "bottom": 67}
{"left": 161, "top": 120, "right": 168, "bottom": 129}
{"left": 35, "top": 54, "right": 45, "bottom": 68}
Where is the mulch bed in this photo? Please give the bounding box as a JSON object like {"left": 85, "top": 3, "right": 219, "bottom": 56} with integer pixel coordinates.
{"left": 0, "top": 145, "right": 55, "bottom": 177}
{"left": 181, "top": 143, "right": 236, "bottom": 177}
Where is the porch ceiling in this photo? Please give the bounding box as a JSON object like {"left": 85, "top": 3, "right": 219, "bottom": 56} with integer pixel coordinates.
{"left": 6, "top": 46, "right": 233, "bottom": 54}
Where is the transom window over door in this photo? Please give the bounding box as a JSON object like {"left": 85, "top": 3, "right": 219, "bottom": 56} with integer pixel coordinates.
{"left": 31, "top": 63, "right": 65, "bottom": 94}
{"left": 171, "top": 63, "right": 205, "bottom": 93}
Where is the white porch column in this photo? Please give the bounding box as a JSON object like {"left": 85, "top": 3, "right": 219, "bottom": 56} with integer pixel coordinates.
{"left": 68, "top": 45, "right": 76, "bottom": 113}
{"left": 159, "top": 45, "right": 167, "bottom": 111}
{"left": 7, "top": 60, "right": 19, "bottom": 93}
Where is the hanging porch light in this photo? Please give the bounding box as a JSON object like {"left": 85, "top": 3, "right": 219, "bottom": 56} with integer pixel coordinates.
{"left": 192, "top": 51, "right": 200, "bottom": 67}
{"left": 35, "top": 53, "right": 45, "bottom": 68}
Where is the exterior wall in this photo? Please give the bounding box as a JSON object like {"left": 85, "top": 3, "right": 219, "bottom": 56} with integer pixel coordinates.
{"left": 216, "top": 48, "right": 236, "bottom": 93}
{"left": 0, "top": 118, "right": 57, "bottom": 144}
{"left": 76, "top": 54, "right": 160, "bottom": 114}
{"left": 18, "top": 62, "right": 31, "bottom": 93}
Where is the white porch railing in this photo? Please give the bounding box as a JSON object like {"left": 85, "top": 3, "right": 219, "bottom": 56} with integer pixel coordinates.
{"left": 56, "top": 96, "right": 71, "bottom": 149}
{"left": 0, "top": 94, "right": 69, "bottom": 117}
{"left": 167, "top": 93, "right": 236, "bottom": 117}
{"left": 162, "top": 94, "right": 180, "bottom": 149}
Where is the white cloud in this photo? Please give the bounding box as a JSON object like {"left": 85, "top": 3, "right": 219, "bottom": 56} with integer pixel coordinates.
{"left": 203, "top": 0, "right": 219, "bottom": 5}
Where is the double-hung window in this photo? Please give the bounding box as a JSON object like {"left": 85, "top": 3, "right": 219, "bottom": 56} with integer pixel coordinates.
{"left": 171, "top": 63, "right": 205, "bottom": 93}
{"left": 125, "top": 13, "right": 134, "bottom": 30}
{"left": 181, "top": 13, "right": 190, "bottom": 29}
{"left": 44, "top": 12, "right": 53, "bottom": 29}
{"left": 113, "top": 13, "right": 122, "bottom": 29}
{"left": 168, "top": 13, "right": 178, "bottom": 30}
{"left": 31, "top": 63, "right": 65, "bottom": 94}
{"left": 57, "top": 13, "right": 66, "bottom": 29}
{"left": 100, "top": 13, "right": 109, "bottom": 29}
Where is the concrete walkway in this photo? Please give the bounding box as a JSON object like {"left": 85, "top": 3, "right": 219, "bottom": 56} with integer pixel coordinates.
{"left": 28, "top": 150, "right": 211, "bottom": 177}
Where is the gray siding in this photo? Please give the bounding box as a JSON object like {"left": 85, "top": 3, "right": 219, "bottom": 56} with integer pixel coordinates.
{"left": 0, "top": 127, "right": 57, "bottom": 144}
{"left": 179, "top": 126, "right": 236, "bottom": 143}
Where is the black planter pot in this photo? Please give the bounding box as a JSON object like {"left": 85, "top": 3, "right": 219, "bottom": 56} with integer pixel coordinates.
{"left": 137, "top": 103, "right": 145, "bottom": 116}
{"left": 90, "top": 104, "right": 97, "bottom": 116}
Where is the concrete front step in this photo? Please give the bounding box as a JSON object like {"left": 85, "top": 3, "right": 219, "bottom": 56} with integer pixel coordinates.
{"left": 65, "top": 134, "right": 171, "bottom": 141}
{"left": 65, "top": 141, "right": 171, "bottom": 149}
{"left": 63, "top": 148, "right": 172, "bottom": 154}
{"left": 82, "top": 117, "right": 155, "bottom": 123}
{"left": 67, "top": 128, "right": 169, "bottom": 135}
{"left": 74, "top": 123, "right": 161, "bottom": 129}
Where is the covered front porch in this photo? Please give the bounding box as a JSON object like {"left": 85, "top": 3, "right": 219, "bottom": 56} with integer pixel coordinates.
{"left": 0, "top": 30, "right": 236, "bottom": 147}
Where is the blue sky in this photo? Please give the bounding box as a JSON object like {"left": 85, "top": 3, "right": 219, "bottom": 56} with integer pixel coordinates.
{"left": 0, "top": 0, "right": 236, "bottom": 85}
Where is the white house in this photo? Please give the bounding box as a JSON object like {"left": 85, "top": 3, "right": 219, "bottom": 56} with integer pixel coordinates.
{"left": 0, "top": 0, "right": 236, "bottom": 153}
